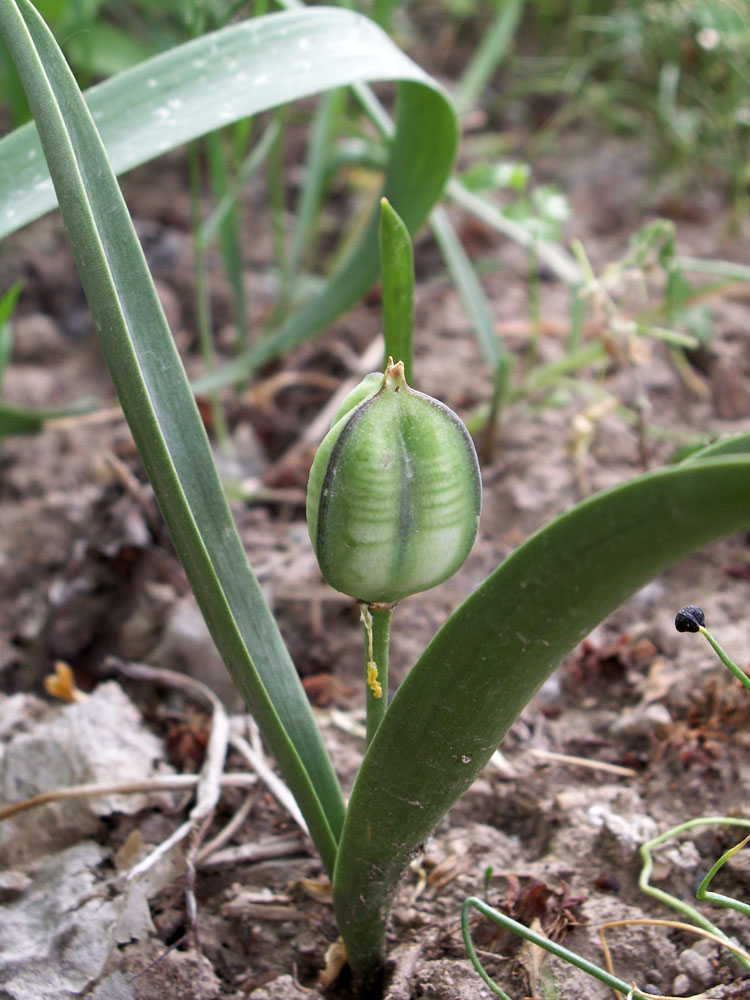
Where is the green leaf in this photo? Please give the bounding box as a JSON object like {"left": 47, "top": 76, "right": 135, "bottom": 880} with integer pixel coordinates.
{"left": 430, "top": 204, "right": 502, "bottom": 373}
{"left": 284, "top": 88, "right": 345, "bottom": 302}
{"left": 191, "top": 77, "right": 458, "bottom": 393}
{"left": 0, "top": 0, "right": 351, "bottom": 874}
{"left": 682, "top": 432, "right": 750, "bottom": 462}
{"left": 333, "top": 455, "right": 750, "bottom": 976}
{"left": 0, "top": 398, "right": 97, "bottom": 435}
{"left": 379, "top": 197, "right": 414, "bottom": 382}
{"left": 0, "top": 6, "right": 457, "bottom": 387}
{"left": 0, "top": 280, "right": 22, "bottom": 381}
{"left": 0, "top": 7, "right": 450, "bottom": 239}
{"left": 454, "top": 0, "right": 524, "bottom": 115}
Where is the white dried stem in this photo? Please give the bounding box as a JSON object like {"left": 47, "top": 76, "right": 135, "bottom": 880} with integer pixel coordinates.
{"left": 0, "top": 773, "right": 257, "bottom": 822}
{"left": 108, "top": 658, "right": 230, "bottom": 881}
{"left": 229, "top": 723, "right": 308, "bottom": 835}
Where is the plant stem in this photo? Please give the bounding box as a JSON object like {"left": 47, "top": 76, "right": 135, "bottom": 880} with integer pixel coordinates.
{"left": 462, "top": 896, "right": 652, "bottom": 1000}
{"left": 638, "top": 816, "right": 750, "bottom": 973}
{"left": 361, "top": 603, "right": 392, "bottom": 747}
{"left": 698, "top": 832, "right": 750, "bottom": 918}
{"left": 699, "top": 625, "right": 750, "bottom": 694}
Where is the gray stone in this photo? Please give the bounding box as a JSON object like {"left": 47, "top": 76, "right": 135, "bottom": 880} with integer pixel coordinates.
{"left": 677, "top": 947, "right": 715, "bottom": 988}
{"left": 671, "top": 972, "right": 691, "bottom": 996}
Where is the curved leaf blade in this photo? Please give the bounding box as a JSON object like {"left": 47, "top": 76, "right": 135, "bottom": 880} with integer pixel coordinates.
{"left": 684, "top": 432, "right": 750, "bottom": 461}
{"left": 0, "top": 6, "right": 445, "bottom": 238}
{"left": 333, "top": 456, "right": 750, "bottom": 973}
{"left": 0, "top": 7, "right": 458, "bottom": 389}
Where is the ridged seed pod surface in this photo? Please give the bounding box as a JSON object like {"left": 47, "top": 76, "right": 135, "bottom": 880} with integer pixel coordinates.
{"left": 307, "top": 361, "right": 481, "bottom": 605}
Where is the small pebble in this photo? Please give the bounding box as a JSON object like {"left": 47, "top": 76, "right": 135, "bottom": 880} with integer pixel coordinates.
{"left": 0, "top": 870, "right": 31, "bottom": 902}
{"left": 671, "top": 973, "right": 691, "bottom": 996}
{"left": 610, "top": 701, "right": 672, "bottom": 740}
{"left": 678, "top": 947, "right": 715, "bottom": 988}
{"left": 693, "top": 938, "right": 719, "bottom": 958}
{"left": 12, "top": 312, "right": 71, "bottom": 361}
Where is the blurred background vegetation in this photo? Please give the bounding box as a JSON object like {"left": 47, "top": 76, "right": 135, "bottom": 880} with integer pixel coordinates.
{"left": 2, "top": 0, "right": 748, "bottom": 199}
{"left": 1, "top": 0, "right": 748, "bottom": 449}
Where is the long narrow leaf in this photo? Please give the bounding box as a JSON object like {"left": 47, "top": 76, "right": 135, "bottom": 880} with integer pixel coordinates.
{"left": 333, "top": 455, "right": 750, "bottom": 974}
{"left": 0, "top": 280, "right": 22, "bottom": 380}
{"left": 0, "top": 398, "right": 97, "bottom": 435}
{"left": 0, "top": 7, "right": 457, "bottom": 386}
{"left": 205, "top": 129, "right": 248, "bottom": 347}
{"left": 285, "top": 88, "right": 344, "bottom": 291}
{"left": 430, "top": 203, "right": 502, "bottom": 372}
{"left": 0, "top": 0, "right": 347, "bottom": 873}
{"left": 454, "top": 0, "right": 524, "bottom": 115}
{"left": 379, "top": 198, "right": 414, "bottom": 381}
{"left": 0, "top": 7, "right": 447, "bottom": 239}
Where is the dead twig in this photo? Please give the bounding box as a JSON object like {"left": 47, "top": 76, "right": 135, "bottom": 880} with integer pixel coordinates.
{"left": 529, "top": 747, "right": 638, "bottom": 778}
{"left": 109, "top": 658, "right": 232, "bottom": 1000}
{"left": 265, "top": 335, "right": 384, "bottom": 485}
{"left": 0, "top": 773, "right": 257, "bottom": 823}
{"left": 229, "top": 717, "right": 308, "bottom": 835}
{"left": 198, "top": 831, "right": 308, "bottom": 869}
{"left": 107, "top": 658, "right": 230, "bottom": 881}
{"left": 221, "top": 887, "right": 306, "bottom": 921}
{"left": 195, "top": 788, "right": 255, "bottom": 864}
{"left": 185, "top": 813, "right": 217, "bottom": 999}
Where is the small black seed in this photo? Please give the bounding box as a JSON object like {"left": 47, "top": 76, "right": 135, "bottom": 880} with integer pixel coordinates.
{"left": 675, "top": 606, "right": 705, "bottom": 633}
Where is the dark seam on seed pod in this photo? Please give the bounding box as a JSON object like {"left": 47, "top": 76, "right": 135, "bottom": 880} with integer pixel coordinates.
{"left": 315, "top": 388, "right": 383, "bottom": 580}
{"left": 394, "top": 422, "right": 413, "bottom": 581}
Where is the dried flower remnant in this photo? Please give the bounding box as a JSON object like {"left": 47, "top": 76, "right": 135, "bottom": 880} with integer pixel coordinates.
{"left": 675, "top": 606, "right": 705, "bottom": 633}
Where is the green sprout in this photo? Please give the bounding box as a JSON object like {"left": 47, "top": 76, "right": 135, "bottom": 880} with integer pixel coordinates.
{"left": 675, "top": 605, "right": 750, "bottom": 696}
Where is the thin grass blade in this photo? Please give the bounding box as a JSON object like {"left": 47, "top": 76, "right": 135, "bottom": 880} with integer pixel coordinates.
{"left": 205, "top": 129, "right": 248, "bottom": 347}
{"left": 454, "top": 0, "right": 525, "bottom": 115}
{"left": 0, "top": 280, "right": 22, "bottom": 379}
{"left": 0, "top": 398, "right": 97, "bottom": 435}
{"left": 284, "top": 88, "right": 345, "bottom": 298}
{"left": 430, "top": 203, "right": 502, "bottom": 373}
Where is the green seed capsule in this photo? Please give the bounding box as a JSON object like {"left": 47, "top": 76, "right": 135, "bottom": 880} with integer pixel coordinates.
{"left": 307, "top": 359, "right": 481, "bottom": 605}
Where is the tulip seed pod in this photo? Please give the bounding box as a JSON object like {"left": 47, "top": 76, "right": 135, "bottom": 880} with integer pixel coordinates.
{"left": 307, "top": 359, "right": 481, "bottom": 605}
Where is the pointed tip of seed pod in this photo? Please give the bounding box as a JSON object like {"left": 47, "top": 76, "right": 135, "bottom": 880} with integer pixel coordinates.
{"left": 675, "top": 606, "right": 705, "bottom": 633}
{"left": 384, "top": 357, "right": 407, "bottom": 389}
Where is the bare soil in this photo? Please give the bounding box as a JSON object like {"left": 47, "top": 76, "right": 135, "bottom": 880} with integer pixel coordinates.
{"left": 1, "top": 116, "right": 750, "bottom": 1000}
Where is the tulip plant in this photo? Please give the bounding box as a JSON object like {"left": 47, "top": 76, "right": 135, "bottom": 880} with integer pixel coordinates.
{"left": 2, "top": 1, "right": 750, "bottom": 995}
